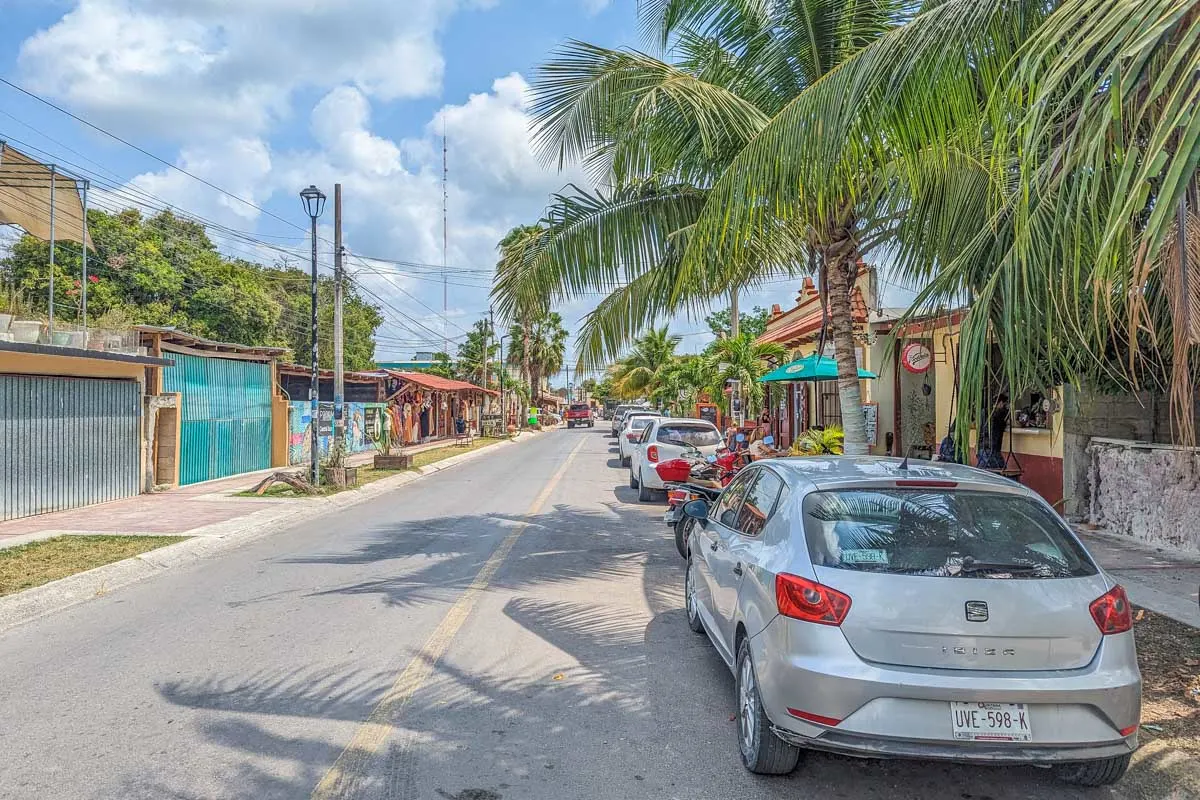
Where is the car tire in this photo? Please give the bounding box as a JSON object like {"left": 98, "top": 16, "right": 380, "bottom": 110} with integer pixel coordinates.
{"left": 736, "top": 638, "right": 802, "bottom": 776}
{"left": 675, "top": 516, "right": 693, "bottom": 559}
{"left": 629, "top": 469, "right": 639, "bottom": 489}
{"left": 685, "top": 554, "right": 705, "bottom": 633}
{"left": 567, "top": 422, "right": 574, "bottom": 429}
{"left": 638, "top": 474, "right": 652, "bottom": 502}
{"left": 1055, "top": 754, "right": 1131, "bottom": 787}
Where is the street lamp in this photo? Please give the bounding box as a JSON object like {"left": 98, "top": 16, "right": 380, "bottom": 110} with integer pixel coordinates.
{"left": 499, "top": 333, "right": 510, "bottom": 430}
{"left": 300, "top": 185, "right": 326, "bottom": 486}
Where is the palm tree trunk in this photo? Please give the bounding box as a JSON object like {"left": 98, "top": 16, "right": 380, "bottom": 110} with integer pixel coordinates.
{"left": 523, "top": 320, "right": 532, "bottom": 409}
{"left": 820, "top": 230, "right": 869, "bottom": 455}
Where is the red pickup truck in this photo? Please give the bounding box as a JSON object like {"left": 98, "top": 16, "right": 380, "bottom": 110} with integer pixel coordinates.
{"left": 565, "top": 403, "right": 594, "bottom": 429}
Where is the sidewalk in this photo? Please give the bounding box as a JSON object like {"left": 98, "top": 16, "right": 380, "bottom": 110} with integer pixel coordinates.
{"left": 1076, "top": 527, "right": 1200, "bottom": 628}
{"left": 0, "top": 436, "right": 504, "bottom": 550}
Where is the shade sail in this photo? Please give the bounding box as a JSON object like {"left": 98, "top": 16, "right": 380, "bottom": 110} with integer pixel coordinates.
{"left": 760, "top": 353, "right": 877, "bottom": 382}
{"left": 0, "top": 143, "right": 92, "bottom": 247}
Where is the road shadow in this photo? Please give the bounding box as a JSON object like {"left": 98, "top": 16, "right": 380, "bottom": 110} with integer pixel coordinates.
{"left": 150, "top": 485, "right": 1170, "bottom": 800}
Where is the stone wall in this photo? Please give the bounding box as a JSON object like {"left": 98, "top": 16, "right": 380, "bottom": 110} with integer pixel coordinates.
{"left": 1089, "top": 439, "right": 1200, "bottom": 555}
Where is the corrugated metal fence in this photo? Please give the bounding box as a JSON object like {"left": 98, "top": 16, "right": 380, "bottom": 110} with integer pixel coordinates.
{"left": 161, "top": 353, "right": 272, "bottom": 485}
{"left": 0, "top": 374, "right": 142, "bottom": 521}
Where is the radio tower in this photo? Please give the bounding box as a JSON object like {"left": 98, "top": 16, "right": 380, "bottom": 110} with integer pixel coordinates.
{"left": 442, "top": 124, "right": 449, "bottom": 354}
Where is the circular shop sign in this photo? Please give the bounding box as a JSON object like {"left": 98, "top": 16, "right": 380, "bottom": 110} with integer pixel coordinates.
{"left": 901, "top": 342, "right": 932, "bottom": 373}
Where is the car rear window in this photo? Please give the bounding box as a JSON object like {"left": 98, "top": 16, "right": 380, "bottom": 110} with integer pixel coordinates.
{"left": 802, "top": 490, "right": 1097, "bottom": 578}
{"left": 657, "top": 423, "right": 721, "bottom": 446}
{"left": 629, "top": 416, "right": 655, "bottom": 430}
{"left": 569, "top": 404, "right": 589, "bottom": 412}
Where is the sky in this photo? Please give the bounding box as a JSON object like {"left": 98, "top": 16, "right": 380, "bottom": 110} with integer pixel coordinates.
{"left": 0, "top": 0, "right": 915, "bottom": 383}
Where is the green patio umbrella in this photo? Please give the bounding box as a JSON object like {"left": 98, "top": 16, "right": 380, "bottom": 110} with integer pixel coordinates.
{"left": 760, "top": 353, "right": 877, "bottom": 383}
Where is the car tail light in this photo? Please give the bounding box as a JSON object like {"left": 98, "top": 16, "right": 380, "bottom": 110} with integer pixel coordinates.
{"left": 1090, "top": 585, "right": 1132, "bottom": 634}
{"left": 775, "top": 573, "right": 851, "bottom": 626}
{"left": 646, "top": 445, "right": 659, "bottom": 463}
{"left": 1119, "top": 724, "right": 1138, "bottom": 737}
{"left": 626, "top": 432, "right": 640, "bottom": 442}
{"left": 787, "top": 708, "right": 842, "bottom": 727}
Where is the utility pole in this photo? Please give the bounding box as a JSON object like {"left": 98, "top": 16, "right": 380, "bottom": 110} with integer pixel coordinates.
{"left": 485, "top": 307, "right": 494, "bottom": 395}
{"left": 48, "top": 165, "right": 56, "bottom": 337}
{"left": 332, "top": 184, "right": 345, "bottom": 457}
{"left": 442, "top": 126, "right": 449, "bottom": 354}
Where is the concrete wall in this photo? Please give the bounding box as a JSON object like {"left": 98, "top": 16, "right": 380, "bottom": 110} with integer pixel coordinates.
{"left": 1089, "top": 439, "right": 1200, "bottom": 554}
{"left": 1061, "top": 386, "right": 1182, "bottom": 519}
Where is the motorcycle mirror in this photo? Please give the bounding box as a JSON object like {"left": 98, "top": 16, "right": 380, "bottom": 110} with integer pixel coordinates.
{"left": 763, "top": 435, "right": 775, "bottom": 446}
{"left": 736, "top": 433, "right": 746, "bottom": 442}
{"left": 705, "top": 454, "right": 718, "bottom": 463}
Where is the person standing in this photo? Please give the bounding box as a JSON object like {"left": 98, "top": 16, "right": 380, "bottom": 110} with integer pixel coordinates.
{"left": 976, "top": 393, "right": 1010, "bottom": 469}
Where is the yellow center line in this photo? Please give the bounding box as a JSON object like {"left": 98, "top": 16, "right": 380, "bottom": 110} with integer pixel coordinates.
{"left": 311, "top": 437, "right": 588, "bottom": 799}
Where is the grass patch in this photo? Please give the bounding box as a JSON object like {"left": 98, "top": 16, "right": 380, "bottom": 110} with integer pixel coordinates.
{"left": 235, "top": 438, "right": 507, "bottom": 499}
{"left": 410, "top": 437, "right": 505, "bottom": 469}
{"left": 0, "top": 535, "right": 189, "bottom": 598}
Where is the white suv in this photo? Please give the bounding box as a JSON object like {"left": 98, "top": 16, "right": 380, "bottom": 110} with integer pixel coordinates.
{"left": 628, "top": 417, "right": 724, "bottom": 502}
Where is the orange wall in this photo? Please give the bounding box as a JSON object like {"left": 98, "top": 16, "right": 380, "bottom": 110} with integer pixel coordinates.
{"left": 0, "top": 350, "right": 146, "bottom": 384}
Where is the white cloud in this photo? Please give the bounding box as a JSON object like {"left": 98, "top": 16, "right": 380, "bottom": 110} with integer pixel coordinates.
{"left": 17, "top": 0, "right": 457, "bottom": 137}
{"left": 580, "top": 0, "right": 612, "bottom": 15}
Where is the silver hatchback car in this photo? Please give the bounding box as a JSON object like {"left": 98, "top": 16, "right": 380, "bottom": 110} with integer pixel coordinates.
{"left": 680, "top": 457, "right": 1140, "bottom": 786}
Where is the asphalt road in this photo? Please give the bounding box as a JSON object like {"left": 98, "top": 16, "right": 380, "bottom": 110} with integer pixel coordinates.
{"left": 0, "top": 429, "right": 1180, "bottom": 799}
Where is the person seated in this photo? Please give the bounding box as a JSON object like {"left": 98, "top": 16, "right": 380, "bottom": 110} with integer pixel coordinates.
{"left": 748, "top": 427, "right": 782, "bottom": 460}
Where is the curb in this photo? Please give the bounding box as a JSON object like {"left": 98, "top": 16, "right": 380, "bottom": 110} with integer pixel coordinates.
{"left": 0, "top": 435, "right": 528, "bottom": 636}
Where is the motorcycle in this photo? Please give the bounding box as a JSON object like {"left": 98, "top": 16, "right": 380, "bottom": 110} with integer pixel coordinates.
{"left": 656, "top": 442, "right": 750, "bottom": 558}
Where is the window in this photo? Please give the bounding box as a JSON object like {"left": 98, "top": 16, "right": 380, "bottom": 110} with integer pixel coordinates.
{"left": 711, "top": 472, "right": 755, "bottom": 529}
{"left": 569, "top": 403, "right": 590, "bottom": 412}
{"left": 802, "top": 489, "right": 1097, "bottom": 578}
{"left": 639, "top": 424, "right": 654, "bottom": 444}
{"left": 628, "top": 416, "right": 656, "bottom": 431}
{"left": 736, "top": 470, "right": 784, "bottom": 537}
{"left": 657, "top": 423, "right": 722, "bottom": 447}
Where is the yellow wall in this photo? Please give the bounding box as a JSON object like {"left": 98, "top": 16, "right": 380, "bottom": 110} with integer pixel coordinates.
{"left": 928, "top": 326, "right": 1064, "bottom": 459}
{"left": 0, "top": 350, "right": 146, "bottom": 384}
{"left": 271, "top": 395, "right": 290, "bottom": 468}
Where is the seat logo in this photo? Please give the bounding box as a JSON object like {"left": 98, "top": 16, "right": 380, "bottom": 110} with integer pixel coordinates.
{"left": 965, "top": 601, "right": 989, "bottom": 622}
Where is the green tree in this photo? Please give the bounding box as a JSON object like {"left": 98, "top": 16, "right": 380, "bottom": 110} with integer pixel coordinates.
{"left": 704, "top": 334, "right": 787, "bottom": 416}
{"left": 610, "top": 326, "right": 681, "bottom": 397}
{"left": 705, "top": 306, "right": 770, "bottom": 340}
{"left": 457, "top": 319, "right": 499, "bottom": 387}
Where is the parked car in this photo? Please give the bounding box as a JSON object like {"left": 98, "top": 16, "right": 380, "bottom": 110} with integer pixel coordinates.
{"left": 565, "top": 403, "right": 594, "bottom": 429}
{"left": 629, "top": 417, "right": 725, "bottom": 502}
{"left": 610, "top": 404, "right": 649, "bottom": 437}
{"left": 617, "top": 412, "right": 660, "bottom": 467}
{"left": 679, "top": 457, "right": 1140, "bottom": 786}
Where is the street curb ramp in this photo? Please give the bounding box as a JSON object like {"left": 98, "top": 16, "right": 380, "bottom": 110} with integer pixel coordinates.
{"left": 0, "top": 434, "right": 532, "bottom": 636}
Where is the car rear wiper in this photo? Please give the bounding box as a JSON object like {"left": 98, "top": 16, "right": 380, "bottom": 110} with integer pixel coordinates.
{"left": 957, "top": 559, "right": 1046, "bottom": 575}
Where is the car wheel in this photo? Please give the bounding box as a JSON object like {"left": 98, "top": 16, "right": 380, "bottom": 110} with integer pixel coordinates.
{"left": 1055, "top": 754, "right": 1131, "bottom": 787}
{"left": 685, "top": 554, "right": 705, "bottom": 633}
{"left": 629, "top": 469, "right": 639, "bottom": 489}
{"left": 736, "top": 638, "right": 802, "bottom": 775}
{"left": 638, "top": 473, "right": 653, "bottom": 502}
{"left": 675, "top": 516, "right": 693, "bottom": 559}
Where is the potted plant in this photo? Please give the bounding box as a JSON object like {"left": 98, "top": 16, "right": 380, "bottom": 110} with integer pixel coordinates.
{"left": 790, "top": 425, "right": 846, "bottom": 456}
{"left": 371, "top": 422, "right": 412, "bottom": 469}
{"left": 321, "top": 440, "right": 359, "bottom": 488}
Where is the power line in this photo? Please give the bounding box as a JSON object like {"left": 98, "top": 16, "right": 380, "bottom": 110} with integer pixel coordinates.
{"left": 0, "top": 77, "right": 308, "bottom": 235}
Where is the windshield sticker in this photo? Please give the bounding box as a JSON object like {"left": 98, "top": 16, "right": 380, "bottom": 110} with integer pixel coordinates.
{"left": 842, "top": 549, "right": 889, "bottom": 565}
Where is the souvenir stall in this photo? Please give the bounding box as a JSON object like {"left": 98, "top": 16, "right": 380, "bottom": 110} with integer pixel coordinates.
{"left": 383, "top": 371, "right": 497, "bottom": 445}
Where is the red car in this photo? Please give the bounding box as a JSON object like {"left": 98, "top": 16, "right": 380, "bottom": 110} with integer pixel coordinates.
{"left": 565, "top": 403, "right": 594, "bottom": 428}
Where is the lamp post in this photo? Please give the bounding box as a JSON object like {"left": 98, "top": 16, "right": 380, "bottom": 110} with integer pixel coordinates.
{"left": 300, "top": 185, "right": 327, "bottom": 486}
{"left": 499, "top": 333, "right": 510, "bottom": 430}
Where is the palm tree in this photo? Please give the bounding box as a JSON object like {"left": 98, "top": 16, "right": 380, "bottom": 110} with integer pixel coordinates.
{"left": 527, "top": 311, "right": 569, "bottom": 403}
{"left": 649, "top": 354, "right": 711, "bottom": 414}
{"left": 493, "top": 0, "right": 912, "bottom": 452}
{"left": 610, "top": 326, "right": 681, "bottom": 397}
{"left": 704, "top": 334, "right": 786, "bottom": 416}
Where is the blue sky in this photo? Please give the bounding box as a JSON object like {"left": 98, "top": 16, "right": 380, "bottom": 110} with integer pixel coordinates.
{"left": 0, "top": 0, "right": 911, "bottom": 380}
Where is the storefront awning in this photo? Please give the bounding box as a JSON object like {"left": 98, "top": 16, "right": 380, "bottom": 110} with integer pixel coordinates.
{"left": 760, "top": 354, "right": 876, "bottom": 383}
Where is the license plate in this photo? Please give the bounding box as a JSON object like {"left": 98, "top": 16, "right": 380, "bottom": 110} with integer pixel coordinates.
{"left": 950, "top": 702, "right": 1031, "bottom": 742}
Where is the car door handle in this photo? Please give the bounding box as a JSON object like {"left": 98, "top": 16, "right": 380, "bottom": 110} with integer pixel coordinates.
{"left": 732, "top": 563, "right": 743, "bottom": 577}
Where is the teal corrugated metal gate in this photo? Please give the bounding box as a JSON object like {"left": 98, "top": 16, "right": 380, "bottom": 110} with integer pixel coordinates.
{"left": 161, "top": 353, "right": 272, "bottom": 485}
